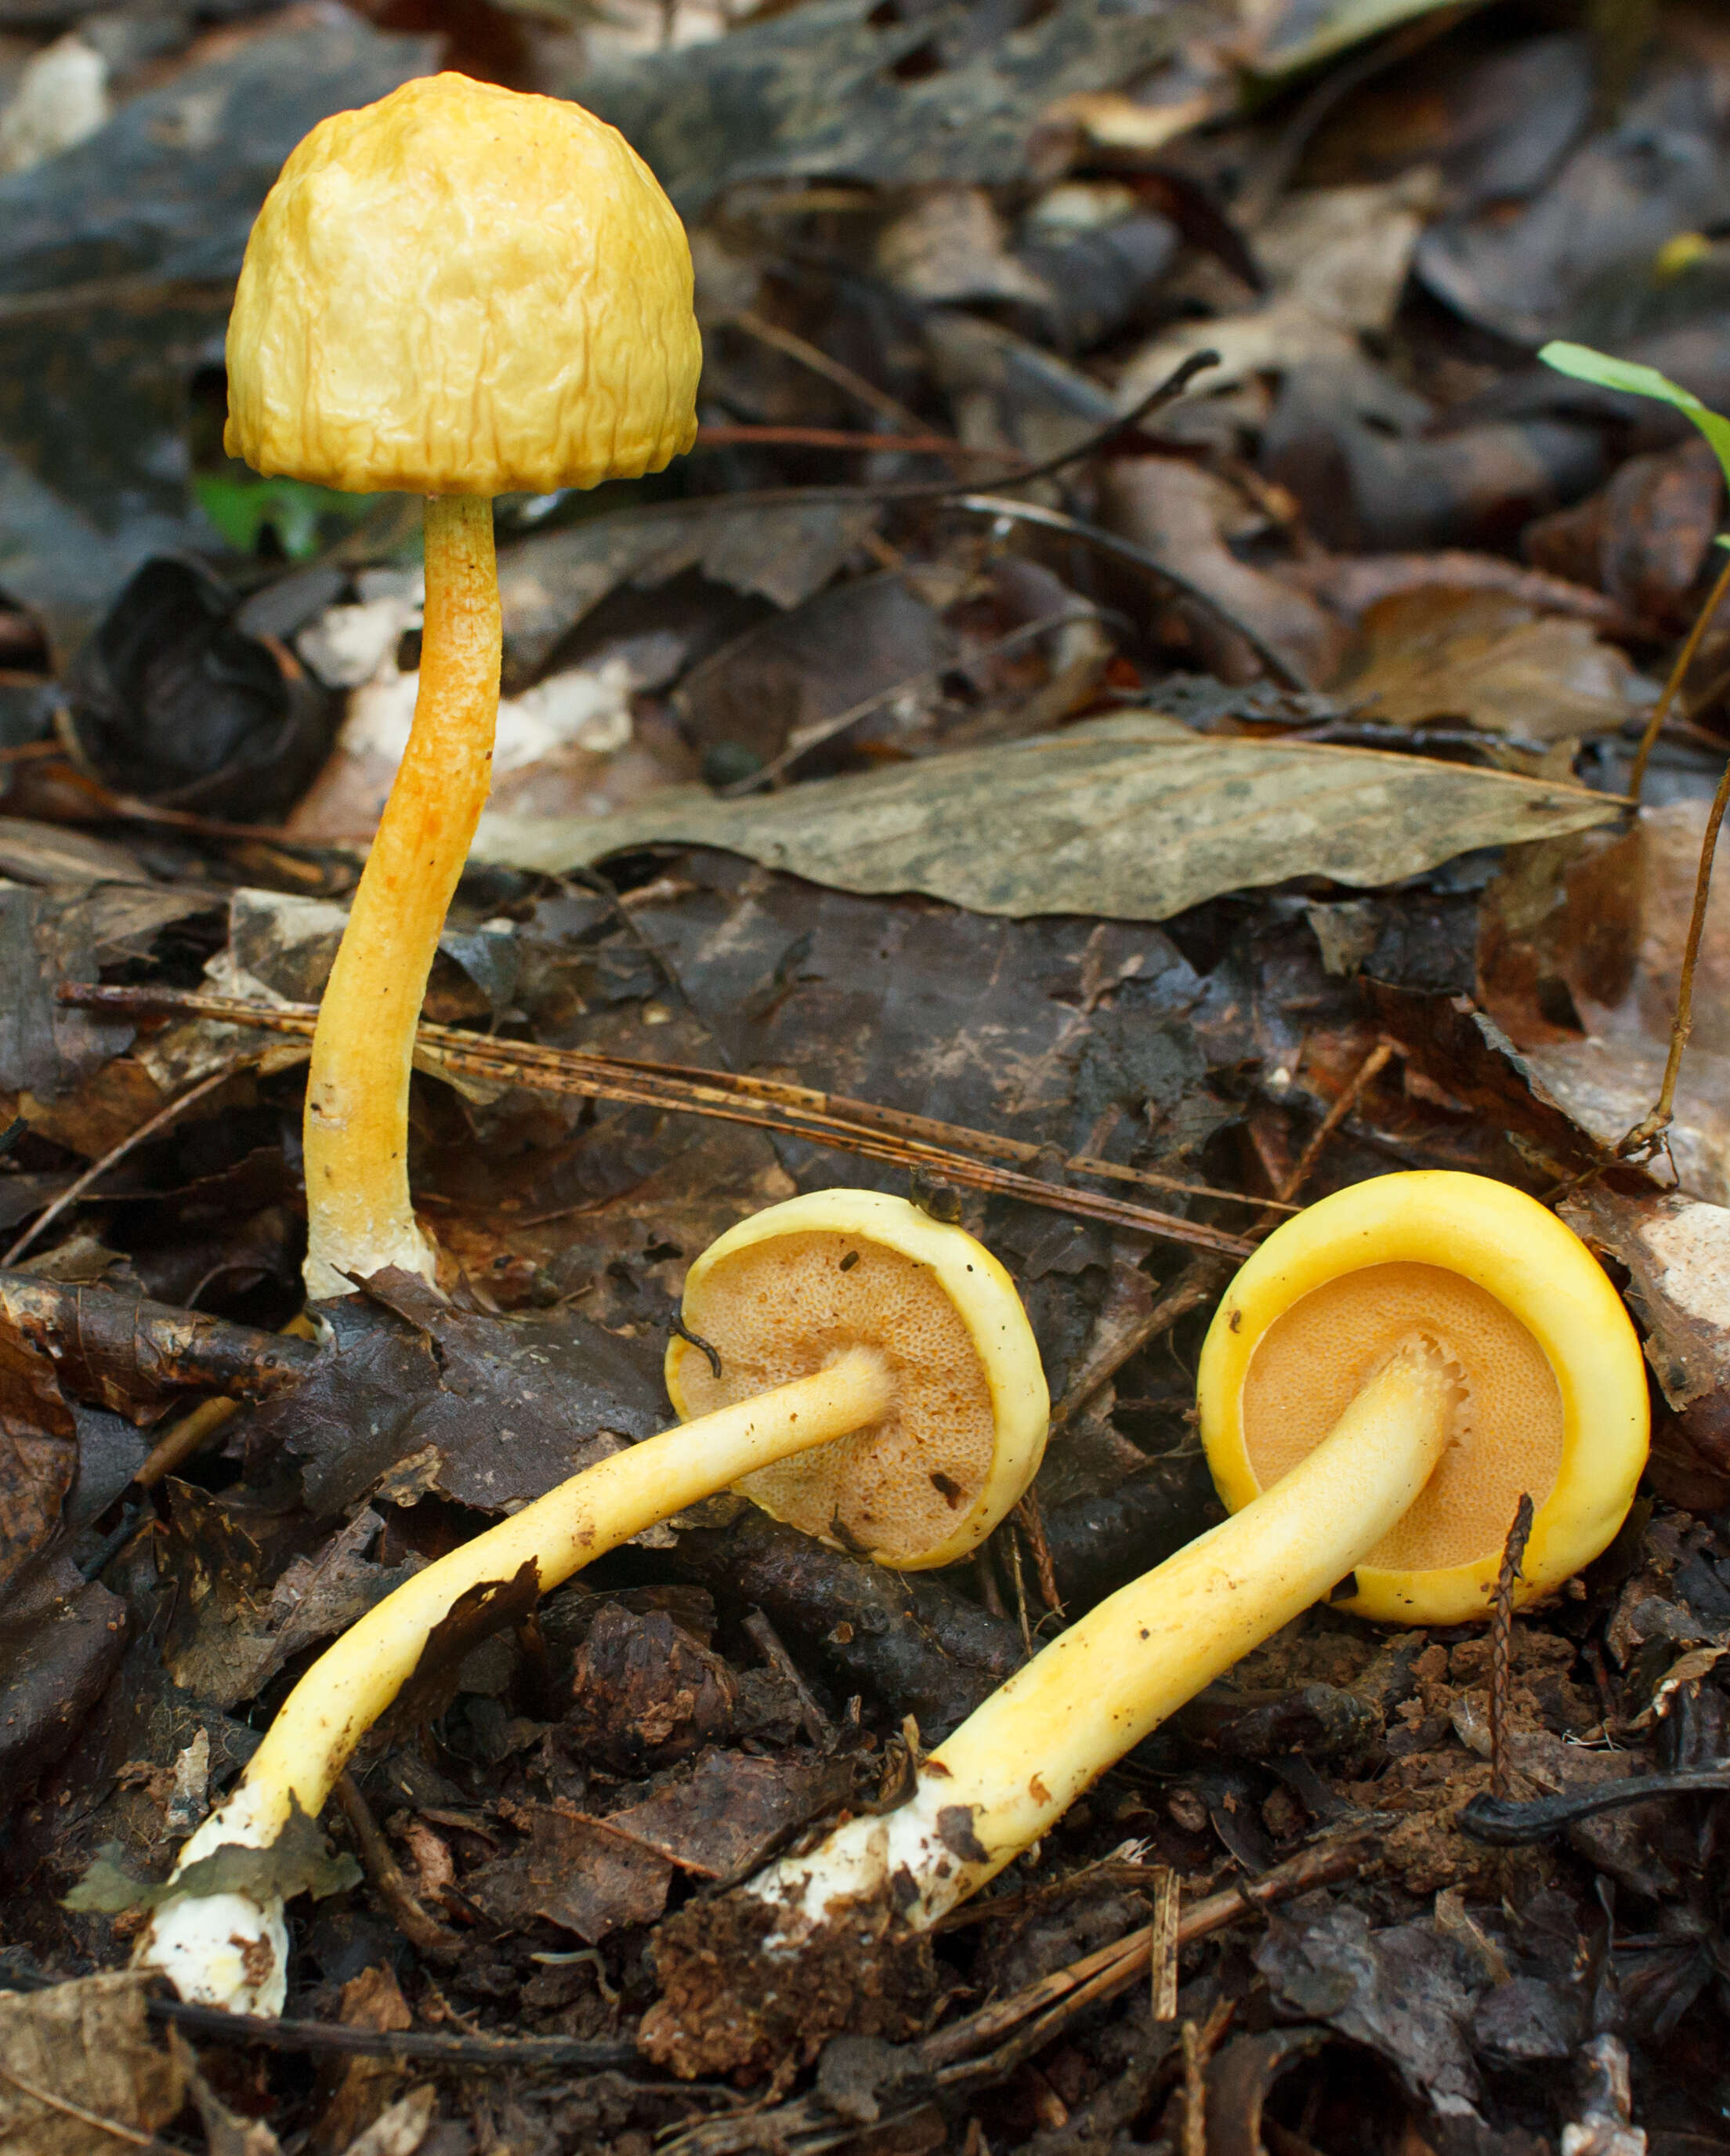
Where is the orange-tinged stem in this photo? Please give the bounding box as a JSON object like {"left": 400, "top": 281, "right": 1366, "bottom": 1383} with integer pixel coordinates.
{"left": 302, "top": 494, "right": 499, "bottom": 1298}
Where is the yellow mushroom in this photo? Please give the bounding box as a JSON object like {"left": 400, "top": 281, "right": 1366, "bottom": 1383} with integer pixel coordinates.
{"left": 719, "top": 1172, "right": 1648, "bottom": 1955}
{"left": 136, "top": 1191, "right": 1048, "bottom": 2013}
{"left": 225, "top": 73, "right": 701, "bottom": 1299}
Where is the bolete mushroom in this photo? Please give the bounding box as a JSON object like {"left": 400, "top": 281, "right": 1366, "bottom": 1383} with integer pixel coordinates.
{"left": 136, "top": 1190, "right": 1048, "bottom": 2013}
{"left": 665, "top": 1172, "right": 1646, "bottom": 2039}
{"left": 223, "top": 73, "right": 701, "bottom": 1299}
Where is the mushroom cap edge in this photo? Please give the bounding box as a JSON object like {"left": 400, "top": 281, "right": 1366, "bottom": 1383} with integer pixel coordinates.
{"left": 1196, "top": 1169, "right": 1649, "bottom": 1625}
{"left": 666, "top": 1187, "right": 1049, "bottom": 1571}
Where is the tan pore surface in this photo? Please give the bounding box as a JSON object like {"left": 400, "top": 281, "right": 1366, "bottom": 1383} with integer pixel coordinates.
{"left": 1240, "top": 1262, "right": 1564, "bottom": 1571}
{"left": 678, "top": 1229, "right": 999, "bottom": 1566}
{"left": 225, "top": 74, "right": 701, "bottom": 495}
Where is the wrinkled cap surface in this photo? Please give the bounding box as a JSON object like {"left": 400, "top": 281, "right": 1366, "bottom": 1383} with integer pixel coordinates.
{"left": 225, "top": 73, "right": 701, "bottom": 495}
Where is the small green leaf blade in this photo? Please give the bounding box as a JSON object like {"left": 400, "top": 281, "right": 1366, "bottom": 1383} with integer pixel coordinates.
{"left": 1539, "top": 339, "right": 1730, "bottom": 499}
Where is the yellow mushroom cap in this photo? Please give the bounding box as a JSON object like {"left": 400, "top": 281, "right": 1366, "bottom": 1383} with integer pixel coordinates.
{"left": 666, "top": 1190, "right": 1048, "bottom": 1570}
{"left": 224, "top": 73, "right": 701, "bottom": 496}
{"left": 1197, "top": 1171, "right": 1649, "bottom": 1625}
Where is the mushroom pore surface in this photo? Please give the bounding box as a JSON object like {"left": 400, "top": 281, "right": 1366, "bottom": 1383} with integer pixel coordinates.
{"left": 675, "top": 1230, "right": 998, "bottom": 1564}
{"left": 1240, "top": 1262, "right": 1563, "bottom": 1571}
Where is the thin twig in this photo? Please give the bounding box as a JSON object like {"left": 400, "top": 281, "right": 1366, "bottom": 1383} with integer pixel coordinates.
{"left": 1274, "top": 1038, "right": 1395, "bottom": 1208}
{"left": 2, "top": 1062, "right": 244, "bottom": 1266}
{"left": 1014, "top": 1490, "right": 1062, "bottom": 1614}
{"left": 727, "top": 308, "right": 931, "bottom": 433}
{"left": 921, "top": 1833, "right": 1370, "bottom": 2070}
{"left": 1050, "top": 1255, "right": 1229, "bottom": 1430}
{"left": 58, "top": 983, "right": 1261, "bottom": 1206}
{"left": 953, "top": 494, "right": 1312, "bottom": 690}
{"left": 1616, "top": 743, "right": 1730, "bottom": 1160}
{"left": 1182, "top": 2021, "right": 1207, "bottom": 2156}
{"left": 333, "top": 1770, "right": 464, "bottom": 1964}
{"left": 132, "top": 1309, "right": 318, "bottom": 1489}
{"left": 133, "top": 1394, "right": 242, "bottom": 1492}
{"left": 1003, "top": 1516, "right": 1034, "bottom": 1658}
{"left": 1149, "top": 1867, "right": 1180, "bottom": 2024}
{"left": 1627, "top": 551, "right": 1730, "bottom": 805}
{"left": 662, "top": 1839, "right": 1372, "bottom": 2156}
{"left": 57, "top": 984, "right": 1259, "bottom": 1256}
{"left": 1489, "top": 1492, "right": 1534, "bottom": 1802}
{"left": 145, "top": 1997, "right": 640, "bottom": 2070}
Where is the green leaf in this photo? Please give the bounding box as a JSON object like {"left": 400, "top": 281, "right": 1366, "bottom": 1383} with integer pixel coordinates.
{"left": 193, "top": 473, "right": 381, "bottom": 562}
{"left": 1539, "top": 340, "right": 1730, "bottom": 502}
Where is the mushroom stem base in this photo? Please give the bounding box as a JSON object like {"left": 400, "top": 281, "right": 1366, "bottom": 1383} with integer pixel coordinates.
{"left": 752, "top": 1341, "right": 1456, "bottom": 1932}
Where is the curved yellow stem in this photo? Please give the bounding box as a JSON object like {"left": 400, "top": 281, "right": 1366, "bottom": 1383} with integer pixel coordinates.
{"left": 228, "top": 1346, "right": 892, "bottom": 1840}
{"left": 753, "top": 1343, "right": 1455, "bottom": 1930}
{"left": 302, "top": 494, "right": 500, "bottom": 1299}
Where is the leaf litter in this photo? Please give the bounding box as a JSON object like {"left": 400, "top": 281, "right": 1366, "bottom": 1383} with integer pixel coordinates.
{"left": 1, "top": 0, "right": 1729, "bottom": 2149}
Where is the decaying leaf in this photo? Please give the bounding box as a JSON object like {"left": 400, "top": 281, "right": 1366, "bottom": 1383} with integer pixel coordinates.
{"left": 64, "top": 1793, "right": 359, "bottom": 1913}
{"left": 476, "top": 714, "right": 1621, "bottom": 922}
{"left": 1333, "top": 587, "right": 1641, "bottom": 741}
{"left": 1254, "top": 1901, "right": 1482, "bottom": 2120}
{"left": 0, "top": 1971, "right": 183, "bottom": 2156}
{"left": 160, "top": 1495, "right": 422, "bottom": 1712}
{"left": 1560, "top": 1187, "right": 1730, "bottom": 1419}
{"left": 241, "top": 1276, "right": 666, "bottom": 1519}
{"left": 574, "top": 0, "right": 1185, "bottom": 212}
{"left": 496, "top": 496, "right": 886, "bottom": 676}
{"left": 0, "top": 1560, "right": 128, "bottom": 1810}
{"left": 469, "top": 1803, "right": 676, "bottom": 1944}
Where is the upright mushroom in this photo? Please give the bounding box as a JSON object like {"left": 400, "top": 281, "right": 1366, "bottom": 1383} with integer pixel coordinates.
{"left": 645, "top": 1172, "right": 1649, "bottom": 2074}
{"left": 224, "top": 73, "right": 700, "bottom": 1299}
{"left": 136, "top": 1190, "right": 1048, "bottom": 2013}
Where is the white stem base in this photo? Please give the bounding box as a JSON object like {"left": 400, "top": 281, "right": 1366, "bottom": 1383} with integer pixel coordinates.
{"left": 133, "top": 1786, "right": 288, "bottom": 2014}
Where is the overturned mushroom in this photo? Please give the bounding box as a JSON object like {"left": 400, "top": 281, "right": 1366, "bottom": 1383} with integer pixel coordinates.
{"left": 224, "top": 74, "right": 700, "bottom": 1299}
{"left": 645, "top": 1172, "right": 1649, "bottom": 2074}
{"left": 136, "top": 1190, "right": 1048, "bottom": 2013}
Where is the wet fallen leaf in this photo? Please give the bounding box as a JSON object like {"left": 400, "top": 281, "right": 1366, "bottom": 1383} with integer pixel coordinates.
{"left": 574, "top": 0, "right": 1185, "bottom": 213}
{"left": 241, "top": 1274, "right": 666, "bottom": 1520}
{"left": 1099, "top": 458, "right": 1345, "bottom": 685}
{"left": 0, "top": 1561, "right": 127, "bottom": 1810}
{"left": 1415, "top": 63, "right": 1730, "bottom": 345}
{"left": 469, "top": 1801, "right": 676, "bottom": 1943}
{"left": 65, "top": 1795, "right": 359, "bottom": 1915}
{"left": 496, "top": 497, "right": 886, "bottom": 677}
{"left": 1254, "top": 1900, "right": 1482, "bottom": 2121}
{"left": 475, "top": 713, "right": 1621, "bottom": 921}
{"left": 159, "top": 1495, "right": 422, "bottom": 1712}
{"left": 1117, "top": 176, "right": 1432, "bottom": 404}
{"left": 315, "top": 1965, "right": 412, "bottom": 2156}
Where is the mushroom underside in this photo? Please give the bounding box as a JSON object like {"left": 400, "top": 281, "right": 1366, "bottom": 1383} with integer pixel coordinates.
{"left": 675, "top": 1229, "right": 1000, "bottom": 1564}
{"left": 1240, "top": 1261, "right": 1564, "bottom": 1572}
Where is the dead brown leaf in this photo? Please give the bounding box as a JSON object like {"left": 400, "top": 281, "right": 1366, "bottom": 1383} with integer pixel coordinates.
{"left": 1333, "top": 587, "right": 1641, "bottom": 741}
{"left": 0, "top": 1972, "right": 183, "bottom": 2156}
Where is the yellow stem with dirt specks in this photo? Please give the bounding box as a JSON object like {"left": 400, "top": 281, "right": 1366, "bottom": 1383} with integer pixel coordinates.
{"left": 302, "top": 493, "right": 499, "bottom": 1299}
